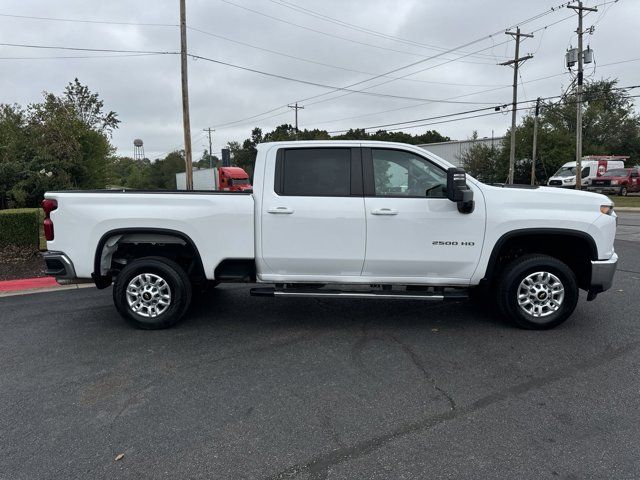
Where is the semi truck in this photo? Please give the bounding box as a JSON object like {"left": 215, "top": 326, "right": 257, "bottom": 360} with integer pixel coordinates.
{"left": 176, "top": 166, "right": 252, "bottom": 191}
{"left": 42, "top": 141, "right": 618, "bottom": 331}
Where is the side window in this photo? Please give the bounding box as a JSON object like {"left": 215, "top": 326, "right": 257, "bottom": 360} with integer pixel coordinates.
{"left": 581, "top": 166, "right": 590, "bottom": 178}
{"left": 278, "top": 148, "right": 351, "bottom": 196}
{"left": 371, "top": 149, "right": 446, "bottom": 198}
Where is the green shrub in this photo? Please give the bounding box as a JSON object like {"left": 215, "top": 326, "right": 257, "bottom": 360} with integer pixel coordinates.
{"left": 0, "top": 209, "right": 39, "bottom": 247}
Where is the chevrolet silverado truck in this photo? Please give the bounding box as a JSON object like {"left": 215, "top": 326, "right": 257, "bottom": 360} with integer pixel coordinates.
{"left": 42, "top": 141, "right": 618, "bottom": 330}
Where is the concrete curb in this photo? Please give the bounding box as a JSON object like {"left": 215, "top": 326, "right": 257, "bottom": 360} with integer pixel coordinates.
{"left": 0, "top": 282, "right": 94, "bottom": 298}
{"left": 615, "top": 207, "right": 640, "bottom": 212}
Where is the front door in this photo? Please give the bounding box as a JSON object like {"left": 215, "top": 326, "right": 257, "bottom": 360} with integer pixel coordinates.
{"left": 260, "top": 147, "right": 366, "bottom": 279}
{"left": 362, "top": 147, "right": 485, "bottom": 283}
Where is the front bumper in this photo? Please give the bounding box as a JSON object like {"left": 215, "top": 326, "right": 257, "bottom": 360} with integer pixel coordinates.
{"left": 590, "top": 187, "right": 619, "bottom": 194}
{"left": 588, "top": 253, "right": 618, "bottom": 298}
{"left": 41, "top": 251, "right": 77, "bottom": 279}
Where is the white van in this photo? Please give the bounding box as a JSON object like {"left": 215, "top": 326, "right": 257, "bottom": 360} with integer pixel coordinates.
{"left": 547, "top": 156, "right": 627, "bottom": 188}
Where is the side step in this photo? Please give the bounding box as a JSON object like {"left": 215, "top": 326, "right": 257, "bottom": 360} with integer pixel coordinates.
{"left": 250, "top": 287, "right": 468, "bottom": 301}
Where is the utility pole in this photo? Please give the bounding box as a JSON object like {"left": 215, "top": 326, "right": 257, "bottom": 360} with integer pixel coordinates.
{"left": 499, "top": 27, "right": 533, "bottom": 184}
{"left": 287, "top": 102, "right": 304, "bottom": 138}
{"left": 531, "top": 97, "right": 541, "bottom": 185}
{"left": 568, "top": 1, "right": 597, "bottom": 190}
{"left": 203, "top": 127, "right": 215, "bottom": 168}
{"left": 180, "top": 0, "right": 193, "bottom": 190}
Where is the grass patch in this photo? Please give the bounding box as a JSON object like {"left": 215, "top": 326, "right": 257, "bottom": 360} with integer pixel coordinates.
{"left": 607, "top": 194, "right": 640, "bottom": 208}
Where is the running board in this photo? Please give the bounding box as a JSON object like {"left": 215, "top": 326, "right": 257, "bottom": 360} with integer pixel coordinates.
{"left": 250, "top": 287, "right": 468, "bottom": 301}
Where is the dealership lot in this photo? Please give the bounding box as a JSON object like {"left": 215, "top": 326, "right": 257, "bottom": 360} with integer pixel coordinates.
{"left": 1, "top": 213, "right": 639, "bottom": 480}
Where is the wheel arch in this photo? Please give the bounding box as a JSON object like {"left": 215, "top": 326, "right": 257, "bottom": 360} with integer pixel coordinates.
{"left": 482, "top": 228, "right": 598, "bottom": 289}
{"left": 92, "top": 227, "right": 206, "bottom": 289}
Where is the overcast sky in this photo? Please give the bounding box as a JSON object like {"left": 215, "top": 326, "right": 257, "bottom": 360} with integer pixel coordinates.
{"left": 1, "top": 0, "right": 637, "bottom": 159}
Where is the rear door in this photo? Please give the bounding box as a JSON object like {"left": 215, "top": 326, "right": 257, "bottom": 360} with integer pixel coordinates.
{"left": 260, "top": 147, "right": 366, "bottom": 278}
{"left": 361, "top": 147, "right": 485, "bottom": 282}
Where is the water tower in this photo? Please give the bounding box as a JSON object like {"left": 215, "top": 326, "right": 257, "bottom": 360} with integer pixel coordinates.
{"left": 133, "top": 138, "right": 145, "bottom": 160}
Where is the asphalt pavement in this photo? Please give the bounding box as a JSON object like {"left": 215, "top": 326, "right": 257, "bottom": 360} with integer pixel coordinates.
{"left": 1, "top": 213, "right": 639, "bottom": 480}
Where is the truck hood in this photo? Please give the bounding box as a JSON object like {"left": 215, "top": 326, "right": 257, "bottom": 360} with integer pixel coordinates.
{"left": 478, "top": 183, "right": 613, "bottom": 209}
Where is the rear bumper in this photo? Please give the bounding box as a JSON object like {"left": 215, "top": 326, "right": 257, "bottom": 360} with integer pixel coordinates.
{"left": 589, "top": 253, "right": 618, "bottom": 294}
{"left": 42, "top": 251, "right": 77, "bottom": 279}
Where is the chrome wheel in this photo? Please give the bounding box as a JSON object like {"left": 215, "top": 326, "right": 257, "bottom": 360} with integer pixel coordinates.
{"left": 517, "top": 271, "right": 564, "bottom": 318}
{"left": 126, "top": 273, "right": 172, "bottom": 318}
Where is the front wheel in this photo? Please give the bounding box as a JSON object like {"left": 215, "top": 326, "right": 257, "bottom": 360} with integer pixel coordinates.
{"left": 496, "top": 254, "right": 578, "bottom": 330}
{"left": 619, "top": 186, "right": 628, "bottom": 196}
{"left": 113, "top": 256, "right": 192, "bottom": 329}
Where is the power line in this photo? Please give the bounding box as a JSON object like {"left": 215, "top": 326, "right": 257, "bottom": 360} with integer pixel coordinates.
{"left": 0, "top": 42, "right": 177, "bottom": 55}
{"left": 211, "top": 6, "right": 578, "bottom": 130}
{"left": 0, "top": 53, "right": 168, "bottom": 60}
{"left": 187, "top": 53, "right": 502, "bottom": 105}
{"left": 187, "top": 25, "right": 508, "bottom": 88}
{"left": 0, "top": 12, "right": 176, "bottom": 27}
{"left": 218, "top": 0, "right": 500, "bottom": 64}
{"left": 265, "top": 0, "right": 505, "bottom": 61}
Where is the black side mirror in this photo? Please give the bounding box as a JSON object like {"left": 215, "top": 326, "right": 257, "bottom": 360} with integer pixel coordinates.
{"left": 446, "top": 167, "right": 474, "bottom": 214}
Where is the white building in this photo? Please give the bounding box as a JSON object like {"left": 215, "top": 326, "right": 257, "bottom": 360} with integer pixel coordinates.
{"left": 419, "top": 137, "right": 506, "bottom": 166}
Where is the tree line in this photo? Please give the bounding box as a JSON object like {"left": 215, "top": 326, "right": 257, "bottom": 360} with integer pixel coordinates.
{"left": 1, "top": 78, "right": 638, "bottom": 208}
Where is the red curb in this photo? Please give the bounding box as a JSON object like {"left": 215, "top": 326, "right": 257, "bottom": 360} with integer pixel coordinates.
{"left": 0, "top": 277, "right": 58, "bottom": 292}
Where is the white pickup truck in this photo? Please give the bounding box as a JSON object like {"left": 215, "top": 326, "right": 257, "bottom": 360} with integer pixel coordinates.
{"left": 42, "top": 141, "right": 618, "bottom": 330}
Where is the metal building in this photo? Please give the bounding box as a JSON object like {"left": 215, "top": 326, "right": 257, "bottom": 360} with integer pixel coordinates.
{"left": 419, "top": 136, "right": 506, "bottom": 166}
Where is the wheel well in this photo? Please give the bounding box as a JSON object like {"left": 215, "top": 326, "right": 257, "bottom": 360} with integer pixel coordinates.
{"left": 484, "top": 231, "right": 596, "bottom": 290}
{"left": 94, "top": 229, "right": 206, "bottom": 287}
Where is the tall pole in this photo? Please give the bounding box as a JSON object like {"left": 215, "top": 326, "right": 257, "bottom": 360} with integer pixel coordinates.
{"left": 203, "top": 127, "right": 215, "bottom": 168}
{"left": 180, "top": 0, "right": 193, "bottom": 190}
{"left": 287, "top": 102, "right": 304, "bottom": 139}
{"left": 531, "top": 97, "right": 541, "bottom": 185}
{"left": 500, "top": 27, "right": 533, "bottom": 184}
{"left": 568, "top": 1, "right": 597, "bottom": 190}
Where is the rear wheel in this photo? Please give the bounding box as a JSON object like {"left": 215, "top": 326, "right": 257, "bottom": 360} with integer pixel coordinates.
{"left": 496, "top": 254, "right": 578, "bottom": 330}
{"left": 113, "top": 256, "right": 192, "bottom": 329}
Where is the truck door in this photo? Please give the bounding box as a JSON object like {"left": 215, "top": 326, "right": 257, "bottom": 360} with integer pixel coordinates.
{"left": 260, "top": 147, "right": 366, "bottom": 278}
{"left": 361, "top": 147, "right": 485, "bottom": 283}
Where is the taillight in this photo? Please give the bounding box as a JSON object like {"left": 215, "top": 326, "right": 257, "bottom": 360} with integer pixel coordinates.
{"left": 42, "top": 199, "right": 58, "bottom": 241}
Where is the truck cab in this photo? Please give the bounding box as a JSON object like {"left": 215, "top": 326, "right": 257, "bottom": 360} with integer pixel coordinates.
{"left": 218, "top": 167, "right": 252, "bottom": 192}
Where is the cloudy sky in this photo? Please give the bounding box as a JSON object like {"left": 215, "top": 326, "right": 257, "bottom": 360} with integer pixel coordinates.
{"left": 1, "top": 0, "right": 637, "bottom": 159}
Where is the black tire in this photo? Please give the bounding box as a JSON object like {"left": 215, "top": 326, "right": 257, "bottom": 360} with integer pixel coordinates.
{"left": 113, "top": 256, "right": 192, "bottom": 330}
{"left": 496, "top": 254, "right": 578, "bottom": 330}
{"left": 619, "top": 186, "right": 628, "bottom": 196}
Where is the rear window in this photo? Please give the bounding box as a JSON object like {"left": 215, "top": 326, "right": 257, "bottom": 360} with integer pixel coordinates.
{"left": 278, "top": 148, "right": 351, "bottom": 196}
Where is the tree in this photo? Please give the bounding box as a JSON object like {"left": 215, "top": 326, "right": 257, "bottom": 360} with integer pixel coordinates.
{"left": 458, "top": 132, "right": 504, "bottom": 183}
{"left": 0, "top": 80, "right": 119, "bottom": 207}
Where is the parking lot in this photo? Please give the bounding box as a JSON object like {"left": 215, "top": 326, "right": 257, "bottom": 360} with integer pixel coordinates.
{"left": 1, "top": 213, "right": 639, "bottom": 479}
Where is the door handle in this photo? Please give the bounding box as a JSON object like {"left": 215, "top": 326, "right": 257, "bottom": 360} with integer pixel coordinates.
{"left": 371, "top": 208, "right": 398, "bottom": 215}
{"left": 267, "top": 206, "right": 295, "bottom": 214}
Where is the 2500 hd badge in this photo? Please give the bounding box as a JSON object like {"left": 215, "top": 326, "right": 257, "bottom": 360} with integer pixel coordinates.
{"left": 432, "top": 241, "right": 475, "bottom": 246}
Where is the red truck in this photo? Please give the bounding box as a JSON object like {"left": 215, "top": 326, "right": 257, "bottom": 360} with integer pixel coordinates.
{"left": 590, "top": 167, "right": 640, "bottom": 196}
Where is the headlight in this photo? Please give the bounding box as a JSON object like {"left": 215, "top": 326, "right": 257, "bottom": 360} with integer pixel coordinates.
{"left": 600, "top": 204, "right": 614, "bottom": 215}
{"left": 563, "top": 177, "right": 574, "bottom": 183}
{"left": 611, "top": 180, "right": 618, "bottom": 185}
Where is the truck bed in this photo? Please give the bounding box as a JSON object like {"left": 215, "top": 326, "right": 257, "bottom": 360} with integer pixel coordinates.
{"left": 44, "top": 191, "right": 255, "bottom": 279}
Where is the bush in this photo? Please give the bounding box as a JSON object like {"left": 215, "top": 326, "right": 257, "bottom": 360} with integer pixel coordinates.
{"left": 0, "top": 209, "right": 39, "bottom": 247}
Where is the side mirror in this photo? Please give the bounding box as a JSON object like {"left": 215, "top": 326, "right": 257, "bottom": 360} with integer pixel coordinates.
{"left": 446, "top": 167, "right": 474, "bottom": 214}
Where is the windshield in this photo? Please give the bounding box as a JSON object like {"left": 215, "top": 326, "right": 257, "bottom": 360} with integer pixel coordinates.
{"left": 602, "top": 168, "right": 629, "bottom": 177}
{"left": 553, "top": 166, "right": 576, "bottom": 177}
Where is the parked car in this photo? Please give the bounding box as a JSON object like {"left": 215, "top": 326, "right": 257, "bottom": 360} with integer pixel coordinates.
{"left": 42, "top": 141, "right": 617, "bottom": 331}
{"left": 547, "top": 158, "right": 626, "bottom": 188}
{"left": 589, "top": 167, "right": 640, "bottom": 196}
